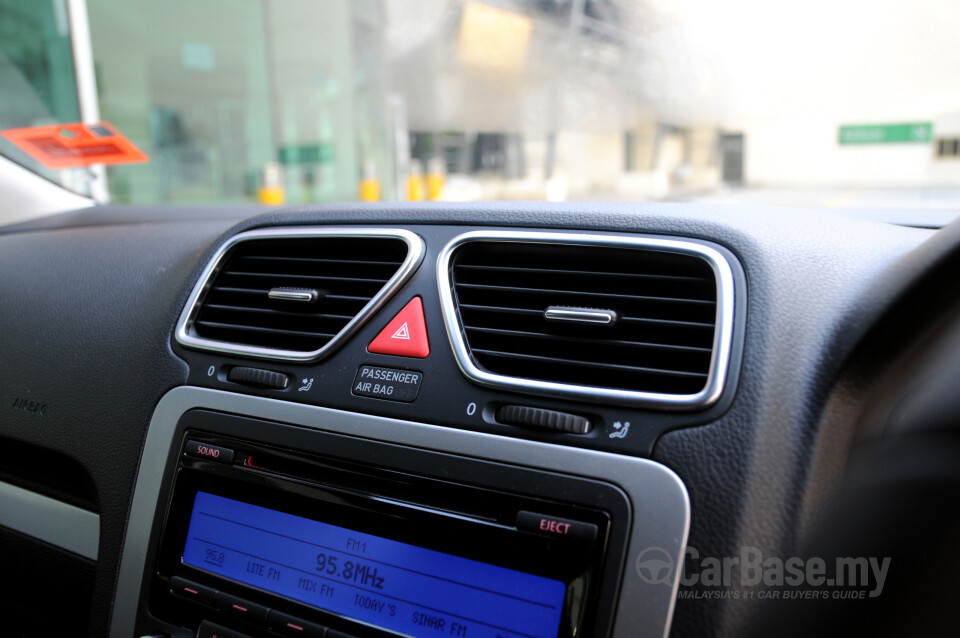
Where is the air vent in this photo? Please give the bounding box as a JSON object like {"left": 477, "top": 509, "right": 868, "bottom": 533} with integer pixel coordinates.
{"left": 438, "top": 231, "right": 735, "bottom": 408}
{"left": 176, "top": 228, "right": 424, "bottom": 361}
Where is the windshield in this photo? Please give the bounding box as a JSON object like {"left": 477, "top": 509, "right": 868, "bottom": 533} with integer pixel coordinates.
{"left": 2, "top": 0, "right": 959, "bottom": 212}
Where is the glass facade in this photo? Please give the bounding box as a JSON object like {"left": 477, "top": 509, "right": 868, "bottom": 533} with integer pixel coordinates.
{"left": 88, "top": 0, "right": 391, "bottom": 205}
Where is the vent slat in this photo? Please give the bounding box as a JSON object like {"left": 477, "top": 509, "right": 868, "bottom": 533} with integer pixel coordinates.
{"left": 455, "top": 263, "right": 712, "bottom": 283}
{"left": 450, "top": 240, "right": 720, "bottom": 396}
{"left": 241, "top": 255, "right": 404, "bottom": 266}
{"left": 190, "top": 235, "right": 409, "bottom": 353}
{"left": 195, "top": 320, "right": 337, "bottom": 339}
{"left": 464, "top": 325, "right": 713, "bottom": 354}
{"left": 203, "top": 303, "right": 355, "bottom": 321}
{"left": 457, "top": 303, "right": 715, "bottom": 329}
{"left": 471, "top": 349, "right": 709, "bottom": 379}
{"left": 620, "top": 316, "right": 714, "bottom": 329}
{"left": 224, "top": 271, "right": 389, "bottom": 285}
{"left": 212, "top": 286, "right": 371, "bottom": 302}
{"left": 454, "top": 282, "right": 715, "bottom": 305}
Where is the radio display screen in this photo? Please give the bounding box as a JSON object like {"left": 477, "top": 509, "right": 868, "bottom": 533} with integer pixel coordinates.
{"left": 182, "top": 491, "right": 566, "bottom": 638}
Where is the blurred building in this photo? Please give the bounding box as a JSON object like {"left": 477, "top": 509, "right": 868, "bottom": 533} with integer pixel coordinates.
{"left": 12, "top": 0, "right": 952, "bottom": 205}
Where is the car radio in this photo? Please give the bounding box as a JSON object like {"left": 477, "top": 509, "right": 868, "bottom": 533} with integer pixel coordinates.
{"left": 144, "top": 411, "right": 631, "bottom": 638}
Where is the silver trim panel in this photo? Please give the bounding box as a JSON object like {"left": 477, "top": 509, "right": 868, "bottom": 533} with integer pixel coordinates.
{"left": 110, "top": 387, "right": 690, "bottom": 638}
{"left": 175, "top": 228, "right": 425, "bottom": 362}
{"left": 0, "top": 479, "right": 99, "bottom": 560}
{"left": 436, "top": 230, "right": 737, "bottom": 409}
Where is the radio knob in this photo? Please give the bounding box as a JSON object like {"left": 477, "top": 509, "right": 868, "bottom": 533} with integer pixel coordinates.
{"left": 227, "top": 366, "right": 290, "bottom": 390}
{"left": 496, "top": 405, "right": 592, "bottom": 434}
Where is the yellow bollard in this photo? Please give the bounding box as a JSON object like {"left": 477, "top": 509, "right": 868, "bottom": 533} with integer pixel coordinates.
{"left": 359, "top": 179, "right": 381, "bottom": 202}
{"left": 407, "top": 159, "right": 426, "bottom": 201}
{"left": 257, "top": 162, "right": 285, "bottom": 205}
{"left": 426, "top": 157, "right": 445, "bottom": 201}
{"left": 358, "top": 160, "right": 381, "bottom": 201}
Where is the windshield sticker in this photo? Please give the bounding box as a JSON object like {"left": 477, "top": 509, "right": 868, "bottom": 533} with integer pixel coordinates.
{"left": 1, "top": 122, "right": 148, "bottom": 169}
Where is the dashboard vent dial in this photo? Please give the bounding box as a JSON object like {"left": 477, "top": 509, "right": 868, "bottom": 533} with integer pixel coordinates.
{"left": 438, "top": 231, "right": 736, "bottom": 408}
{"left": 176, "top": 228, "right": 424, "bottom": 361}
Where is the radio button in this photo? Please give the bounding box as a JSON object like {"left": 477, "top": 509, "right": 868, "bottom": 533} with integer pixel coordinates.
{"left": 267, "top": 610, "right": 327, "bottom": 637}
{"left": 170, "top": 576, "right": 217, "bottom": 606}
{"left": 197, "top": 620, "right": 254, "bottom": 638}
{"left": 185, "top": 440, "right": 235, "bottom": 464}
{"left": 214, "top": 592, "right": 269, "bottom": 624}
{"left": 516, "top": 510, "right": 598, "bottom": 541}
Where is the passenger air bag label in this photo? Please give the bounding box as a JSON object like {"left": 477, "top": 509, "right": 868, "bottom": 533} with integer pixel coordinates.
{"left": 353, "top": 365, "right": 423, "bottom": 402}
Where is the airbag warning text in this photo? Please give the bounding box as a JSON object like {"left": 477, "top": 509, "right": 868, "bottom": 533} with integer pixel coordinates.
{"left": 353, "top": 365, "right": 423, "bottom": 402}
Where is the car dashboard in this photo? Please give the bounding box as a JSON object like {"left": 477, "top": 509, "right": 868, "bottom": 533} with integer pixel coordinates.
{"left": 0, "top": 201, "right": 956, "bottom": 638}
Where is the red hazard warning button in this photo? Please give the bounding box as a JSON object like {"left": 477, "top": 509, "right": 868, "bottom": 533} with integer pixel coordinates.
{"left": 368, "top": 297, "right": 430, "bottom": 358}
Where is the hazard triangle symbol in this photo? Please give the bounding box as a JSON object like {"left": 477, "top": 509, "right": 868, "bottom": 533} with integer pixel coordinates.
{"left": 368, "top": 297, "right": 430, "bottom": 358}
{"left": 392, "top": 322, "right": 411, "bottom": 340}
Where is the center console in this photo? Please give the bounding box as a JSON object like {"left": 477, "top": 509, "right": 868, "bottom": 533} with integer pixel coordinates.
{"left": 109, "top": 225, "right": 723, "bottom": 638}
{"left": 154, "top": 410, "right": 626, "bottom": 638}
{"left": 111, "top": 388, "right": 690, "bottom": 638}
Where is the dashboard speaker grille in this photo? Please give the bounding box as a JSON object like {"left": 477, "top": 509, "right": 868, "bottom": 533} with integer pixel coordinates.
{"left": 177, "top": 229, "right": 423, "bottom": 361}
{"left": 440, "top": 232, "right": 735, "bottom": 407}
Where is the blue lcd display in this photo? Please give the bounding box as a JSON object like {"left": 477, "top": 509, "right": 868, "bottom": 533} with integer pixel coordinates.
{"left": 182, "top": 492, "right": 566, "bottom": 638}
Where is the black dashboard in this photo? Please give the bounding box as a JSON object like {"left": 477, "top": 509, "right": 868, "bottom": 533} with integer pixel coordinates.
{"left": 1, "top": 201, "right": 957, "bottom": 638}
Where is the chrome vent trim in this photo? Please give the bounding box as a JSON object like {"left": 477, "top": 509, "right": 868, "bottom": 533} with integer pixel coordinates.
{"left": 176, "top": 227, "right": 424, "bottom": 362}
{"left": 437, "top": 230, "right": 736, "bottom": 409}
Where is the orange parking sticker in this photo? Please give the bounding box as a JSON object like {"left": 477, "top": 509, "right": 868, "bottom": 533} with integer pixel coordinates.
{"left": 1, "top": 122, "right": 148, "bottom": 169}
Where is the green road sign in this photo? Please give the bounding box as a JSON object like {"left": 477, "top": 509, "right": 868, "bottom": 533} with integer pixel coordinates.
{"left": 838, "top": 123, "right": 933, "bottom": 145}
{"left": 278, "top": 143, "right": 335, "bottom": 165}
